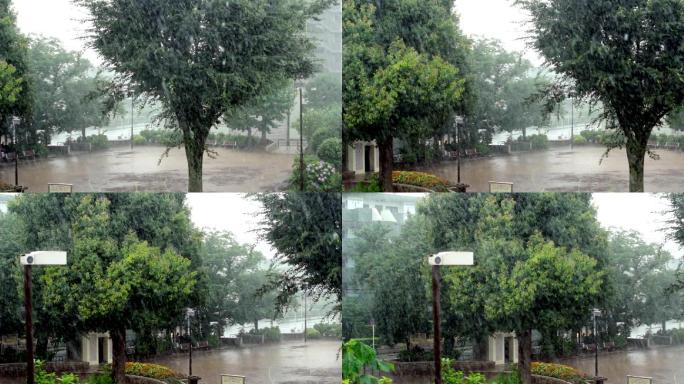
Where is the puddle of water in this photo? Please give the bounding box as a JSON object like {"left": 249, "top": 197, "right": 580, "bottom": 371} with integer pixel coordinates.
{"left": 417, "top": 146, "right": 684, "bottom": 192}
{"left": 0, "top": 146, "right": 296, "bottom": 192}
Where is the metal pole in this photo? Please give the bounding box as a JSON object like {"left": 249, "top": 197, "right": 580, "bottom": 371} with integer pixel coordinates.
{"left": 432, "top": 265, "right": 442, "bottom": 384}
{"left": 188, "top": 314, "right": 192, "bottom": 376}
{"left": 299, "top": 88, "right": 305, "bottom": 191}
{"left": 13, "top": 121, "right": 18, "bottom": 186}
{"left": 304, "top": 290, "right": 307, "bottom": 343}
{"left": 24, "top": 265, "right": 34, "bottom": 384}
{"left": 372, "top": 323, "right": 375, "bottom": 351}
{"left": 570, "top": 98, "right": 575, "bottom": 150}
{"left": 457, "top": 119, "right": 462, "bottom": 184}
{"left": 130, "top": 97, "right": 134, "bottom": 150}
{"left": 593, "top": 313, "right": 598, "bottom": 377}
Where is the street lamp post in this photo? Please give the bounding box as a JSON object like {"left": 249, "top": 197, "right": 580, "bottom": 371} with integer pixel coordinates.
{"left": 428, "top": 252, "right": 474, "bottom": 384}
{"left": 592, "top": 308, "right": 601, "bottom": 377}
{"left": 20, "top": 251, "right": 67, "bottom": 384}
{"left": 299, "top": 87, "right": 305, "bottom": 191}
{"left": 570, "top": 97, "right": 575, "bottom": 150}
{"left": 12, "top": 117, "right": 20, "bottom": 186}
{"left": 186, "top": 308, "right": 195, "bottom": 377}
{"left": 303, "top": 289, "right": 308, "bottom": 343}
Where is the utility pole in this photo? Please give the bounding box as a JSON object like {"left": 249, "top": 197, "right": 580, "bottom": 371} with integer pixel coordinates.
{"left": 570, "top": 98, "right": 575, "bottom": 150}
{"left": 13, "top": 117, "right": 19, "bottom": 186}
{"left": 432, "top": 265, "right": 442, "bottom": 384}
{"left": 303, "top": 290, "right": 308, "bottom": 343}
{"left": 299, "top": 87, "right": 305, "bottom": 191}
{"left": 130, "top": 97, "right": 134, "bottom": 150}
{"left": 24, "top": 264, "right": 33, "bottom": 384}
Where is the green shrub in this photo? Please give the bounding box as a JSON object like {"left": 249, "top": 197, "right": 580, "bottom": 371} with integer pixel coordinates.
{"left": 84, "top": 374, "right": 114, "bottom": 384}
{"left": 314, "top": 323, "right": 342, "bottom": 338}
{"left": 531, "top": 362, "right": 587, "bottom": 384}
{"left": 133, "top": 134, "right": 146, "bottom": 145}
{"left": 88, "top": 134, "right": 110, "bottom": 150}
{"left": 317, "top": 137, "right": 342, "bottom": 168}
{"left": 528, "top": 134, "right": 549, "bottom": 150}
{"left": 262, "top": 327, "right": 282, "bottom": 342}
{"left": 311, "top": 127, "right": 336, "bottom": 153}
{"left": 398, "top": 346, "right": 433, "bottom": 362}
{"left": 289, "top": 155, "right": 342, "bottom": 192}
{"left": 348, "top": 178, "right": 381, "bottom": 192}
{"left": 391, "top": 171, "right": 451, "bottom": 192}
{"left": 208, "top": 334, "right": 220, "bottom": 348}
{"left": 440, "top": 358, "right": 486, "bottom": 384}
{"left": 572, "top": 135, "right": 587, "bottom": 145}
{"left": 35, "top": 360, "right": 80, "bottom": 384}
{"left": 125, "top": 362, "right": 181, "bottom": 381}
{"left": 342, "top": 340, "right": 394, "bottom": 384}
{"left": 306, "top": 328, "right": 321, "bottom": 339}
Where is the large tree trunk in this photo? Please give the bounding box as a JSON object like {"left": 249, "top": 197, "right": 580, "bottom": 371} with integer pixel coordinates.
{"left": 662, "top": 320, "right": 667, "bottom": 333}
{"left": 518, "top": 329, "right": 532, "bottom": 384}
{"left": 626, "top": 139, "right": 646, "bottom": 192}
{"left": 378, "top": 137, "right": 394, "bottom": 192}
{"left": 183, "top": 127, "right": 207, "bottom": 192}
{"left": 111, "top": 327, "right": 127, "bottom": 384}
{"left": 81, "top": 127, "right": 86, "bottom": 140}
{"left": 35, "top": 334, "right": 49, "bottom": 360}
{"left": 472, "top": 335, "right": 488, "bottom": 361}
{"left": 254, "top": 320, "right": 259, "bottom": 333}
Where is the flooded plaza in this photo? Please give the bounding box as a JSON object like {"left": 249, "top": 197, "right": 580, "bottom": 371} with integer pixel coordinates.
{"left": 418, "top": 145, "right": 684, "bottom": 192}
{"left": 146, "top": 340, "right": 341, "bottom": 384}
{"left": 560, "top": 345, "right": 684, "bottom": 384}
{"left": 0, "top": 146, "right": 296, "bottom": 192}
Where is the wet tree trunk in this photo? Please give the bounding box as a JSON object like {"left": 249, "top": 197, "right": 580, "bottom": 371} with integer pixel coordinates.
{"left": 472, "top": 336, "right": 488, "bottom": 361}
{"left": 662, "top": 320, "right": 667, "bottom": 333}
{"left": 183, "top": 126, "right": 207, "bottom": 193}
{"left": 81, "top": 127, "right": 87, "bottom": 140}
{"left": 35, "top": 334, "right": 49, "bottom": 360}
{"left": 626, "top": 137, "right": 646, "bottom": 192}
{"left": 111, "top": 326, "right": 127, "bottom": 384}
{"left": 254, "top": 320, "right": 259, "bottom": 333}
{"left": 518, "top": 329, "right": 532, "bottom": 384}
{"left": 378, "top": 137, "right": 394, "bottom": 192}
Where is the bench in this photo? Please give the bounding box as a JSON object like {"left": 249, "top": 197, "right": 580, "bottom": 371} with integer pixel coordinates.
{"left": 222, "top": 141, "right": 238, "bottom": 149}
{"left": 5, "top": 152, "right": 16, "bottom": 161}
{"left": 22, "top": 149, "right": 36, "bottom": 160}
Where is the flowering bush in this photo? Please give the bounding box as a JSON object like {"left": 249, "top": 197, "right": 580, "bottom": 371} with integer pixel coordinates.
{"left": 392, "top": 171, "right": 450, "bottom": 192}
{"left": 290, "top": 155, "right": 342, "bottom": 192}
{"left": 125, "top": 362, "right": 181, "bottom": 380}
{"left": 531, "top": 362, "right": 587, "bottom": 383}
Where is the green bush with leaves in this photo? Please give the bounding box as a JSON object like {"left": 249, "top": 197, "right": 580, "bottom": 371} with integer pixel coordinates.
{"left": 87, "top": 134, "right": 110, "bottom": 150}
{"left": 342, "top": 340, "right": 394, "bottom": 384}
{"left": 348, "top": 178, "right": 381, "bottom": 192}
{"left": 311, "top": 127, "right": 337, "bottom": 153}
{"left": 528, "top": 134, "right": 549, "bottom": 150}
{"left": 35, "top": 360, "right": 80, "bottom": 384}
{"left": 289, "top": 155, "right": 342, "bottom": 192}
{"left": 317, "top": 137, "right": 342, "bottom": 169}
{"left": 314, "top": 323, "right": 342, "bottom": 338}
{"left": 306, "top": 327, "right": 322, "bottom": 339}
{"left": 133, "top": 134, "right": 146, "bottom": 145}
{"left": 441, "top": 359, "right": 486, "bottom": 384}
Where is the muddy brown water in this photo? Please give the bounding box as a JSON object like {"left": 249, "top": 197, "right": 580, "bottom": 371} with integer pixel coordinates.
{"left": 146, "top": 340, "right": 341, "bottom": 384}
{"left": 384, "top": 345, "right": 684, "bottom": 384}
{"left": 417, "top": 146, "right": 684, "bottom": 192}
{"left": 1, "top": 340, "right": 340, "bottom": 384}
{"left": 0, "top": 146, "right": 295, "bottom": 192}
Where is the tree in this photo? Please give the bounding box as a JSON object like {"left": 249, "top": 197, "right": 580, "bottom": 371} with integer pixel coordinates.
{"left": 0, "top": 209, "right": 23, "bottom": 336}
{"left": 255, "top": 192, "right": 342, "bottom": 311}
{"left": 604, "top": 230, "right": 679, "bottom": 335}
{"left": 464, "top": 39, "right": 550, "bottom": 143}
{"left": 28, "top": 37, "right": 111, "bottom": 143}
{"left": 75, "top": 0, "right": 336, "bottom": 192}
{"left": 9, "top": 193, "right": 202, "bottom": 383}
{"left": 200, "top": 231, "right": 277, "bottom": 334}
{"left": 516, "top": 0, "right": 684, "bottom": 192}
{"left": 419, "top": 194, "right": 607, "bottom": 384}
{"left": 343, "top": 0, "right": 468, "bottom": 191}
{"left": 0, "top": 0, "right": 31, "bottom": 143}
{"left": 346, "top": 219, "right": 431, "bottom": 348}
{"left": 223, "top": 78, "right": 295, "bottom": 144}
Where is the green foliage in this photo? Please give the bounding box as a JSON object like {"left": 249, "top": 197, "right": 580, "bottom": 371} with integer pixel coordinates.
{"left": 289, "top": 155, "right": 342, "bottom": 192}
{"left": 314, "top": 323, "right": 343, "bottom": 338}
{"left": 530, "top": 362, "right": 587, "bottom": 384}
{"left": 526, "top": 134, "right": 549, "bottom": 150}
{"left": 255, "top": 192, "right": 342, "bottom": 311}
{"left": 87, "top": 133, "right": 110, "bottom": 150}
{"left": 125, "top": 362, "right": 180, "bottom": 381}
{"left": 28, "top": 37, "right": 111, "bottom": 141}
{"left": 311, "top": 127, "right": 338, "bottom": 153}
{"left": 83, "top": 374, "right": 114, "bottom": 384}
{"left": 75, "top": 0, "right": 334, "bottom": 191}
{"left": 306, "top": 327, "right": 321, "bottom": 339}
{"left": 132, "top": 135, "right": 146, "bottom": 145}
{"left": 317, "top": 137, "right": 342, "bottom": 168}
{"left": 295, "top": 104, "right": 342, "bottom": 150}
{"left": 343, "top": 0, "right": 467, "bottom": 189}
{"left": 348, "top": 178, "right": 381, "bottom": 192}
{"left": 34, "top": 360, "right": 80, "bottom": 384}
{"left": 0, "top": 60, "right": 22, "bottom": 105}
{"left": 572, "top": 135, "right": 587, "bottom": 145}
{"left": 342, "top": 340, "right": 394, "bottom": 384}
{"left": 440, "top": 359, "right": 486, "bottom": 384}
{"left": 517, "top": 0, "right": 684, "bottom": 191}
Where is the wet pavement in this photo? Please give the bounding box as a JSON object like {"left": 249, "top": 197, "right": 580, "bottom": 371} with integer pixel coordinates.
{"left": 560, "top": 345, "right": 684, "bottom": 384}
{"left": 146, "top": 340, "right": 341, "bottom": 384}
{"left": 418, "top": 145, "right": 684, "bottom": 192}
{"left": 0, "top": 146, "right": 295, "bottom": 192}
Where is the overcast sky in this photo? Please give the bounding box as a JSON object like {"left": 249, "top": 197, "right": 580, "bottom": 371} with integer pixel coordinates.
{"left": 454, "top": 0, "right": 543, "bottom": 66}
{"left": 186, "top": 193, "right": 276, "bottom": 260}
